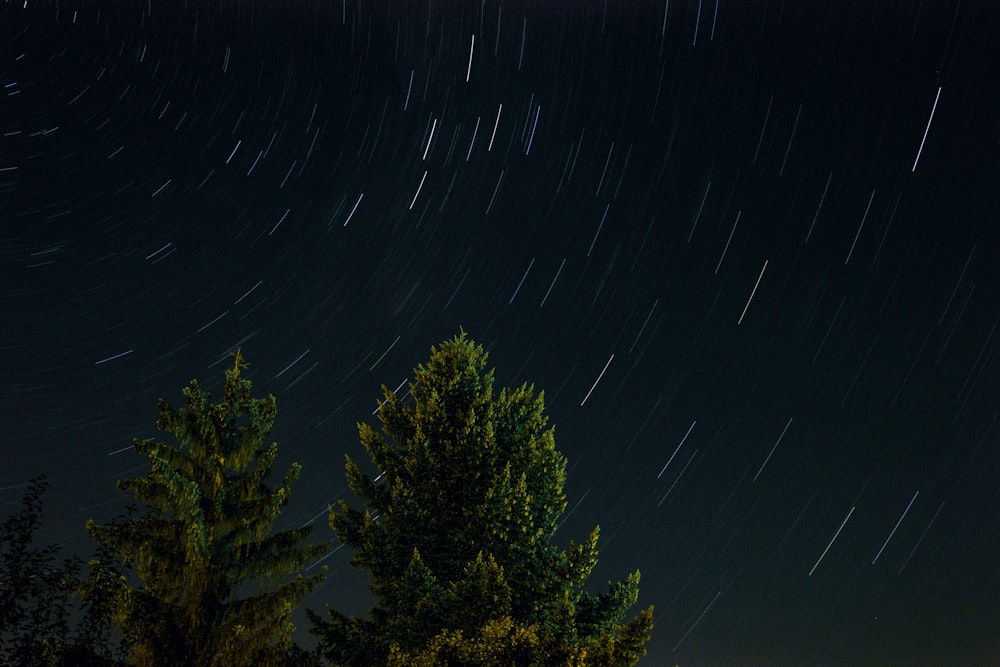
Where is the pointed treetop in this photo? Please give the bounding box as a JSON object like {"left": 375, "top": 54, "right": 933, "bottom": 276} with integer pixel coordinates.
{"left": 84, "top": 354, "right": 327, "bottom": 665}
{"left": 316, "top": 331, "right": 652, "bottom": 665}
{"left": 231, "top": 348, "right": 250, "bottom": 373}
{"left": 223, "top": 348, "right": 255, "bottom": 407}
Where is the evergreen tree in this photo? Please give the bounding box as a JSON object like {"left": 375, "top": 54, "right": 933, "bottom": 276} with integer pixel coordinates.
{"left": 84, "top": 351, "right": 328, "bottom": 667}
{"left": 310, "top": 333, "right": 652, "bottom": 666}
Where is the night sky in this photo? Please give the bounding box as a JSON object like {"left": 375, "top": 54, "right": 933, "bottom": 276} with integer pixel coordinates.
{"left": 3, "top": 1, "right": 999, "bottom": 665}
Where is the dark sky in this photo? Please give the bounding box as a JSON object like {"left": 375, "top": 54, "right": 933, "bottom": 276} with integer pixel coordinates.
{"left": 3, "top": 1, "right": 998, "bottom": 665}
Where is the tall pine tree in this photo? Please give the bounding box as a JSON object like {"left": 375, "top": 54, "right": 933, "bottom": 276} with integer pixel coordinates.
{"left": 310, "top": 333, "right": 652, "bottom": 666}
{"left": 85, "top": 351, "right": 327, "bottom": 667}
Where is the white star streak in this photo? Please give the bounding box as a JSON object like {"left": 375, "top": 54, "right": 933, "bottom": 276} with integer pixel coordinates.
{"left": 343, "top": 193, "right": 364, "bottom": 226}
{"left": 753, "top": 417, "right": 792, "bottom": 483}
{"left": 809, "top": 505, "right": 855, "bottom": 576}
{"left": 658, "top": 420, "right": 696, "bottom": 478}
{"left": 737, "top": 260, "right": 768, "bottom": 325}
{"left": 580, "top": 354, "right": 614, "bottom": 406}
{"left": 912, "top": 86, "right": 941, "bottom": 172}
{"left": 872, "top": 491, "right": 919, "bottom": 564}
{"left": 466, "top": 34, "right": 475, "bottom": 82}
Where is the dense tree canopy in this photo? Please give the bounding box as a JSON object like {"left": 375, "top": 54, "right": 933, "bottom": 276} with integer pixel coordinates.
{"left": 84, "top": 351, "right": 328, "bottom": 666}
{"left": 310, "top": 333, "right": 653, "bottom": 666}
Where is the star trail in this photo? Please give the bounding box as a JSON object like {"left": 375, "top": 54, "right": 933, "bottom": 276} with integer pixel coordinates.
{"left": 2, "top": 1, "right": 998, "bottom": 665}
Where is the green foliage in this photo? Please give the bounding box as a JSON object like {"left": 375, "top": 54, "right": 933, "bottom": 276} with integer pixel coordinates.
{"left": 84, "top": 351, "right": 328, "bottom": 666}
{"left": 311, "top": 333, "right": 653, "bottom": 665}
{"left": 66, "top": 505, "right": 149, "bottom": 666}
{"left": 386, "top": 616, "right": 579, "bottom": 667}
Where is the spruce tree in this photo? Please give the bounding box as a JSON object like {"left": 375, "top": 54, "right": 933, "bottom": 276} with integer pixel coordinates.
{"left": 84, "top": 351, "right": 327, "bottom": 666}
{"left": 310, "top": 333, "right": 652, "bottom": 666}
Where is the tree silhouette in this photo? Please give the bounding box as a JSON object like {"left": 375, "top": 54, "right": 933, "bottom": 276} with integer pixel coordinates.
{"left": 1, "top": 475, "right": 132, "bottom": 666}
{"left": 1, "top": 476, "right": 76, "bottom": 666}
{"left": 85, "top": 351, "right": 327, "bottom": 666}
{"left": 310, "top": 333, "right": 652, "bottom": 666}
